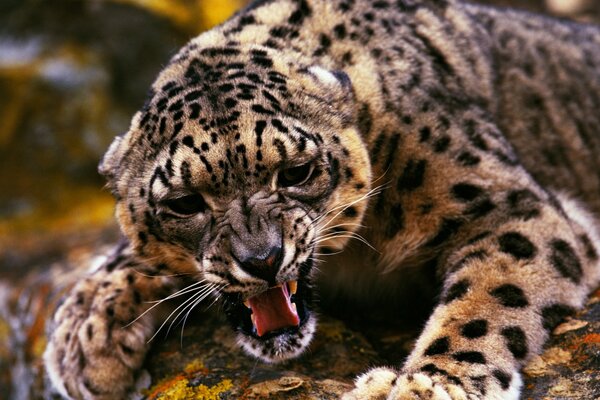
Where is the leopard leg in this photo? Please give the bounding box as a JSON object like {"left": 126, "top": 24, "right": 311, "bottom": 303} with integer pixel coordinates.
{"left": 345, "top": 195, "right": 600, "bottom": 399}
{"left": 44, "top": 251, "right": 181, "bottom": 400}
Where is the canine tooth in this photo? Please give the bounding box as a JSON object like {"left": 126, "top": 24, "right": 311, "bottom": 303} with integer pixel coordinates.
{"left": 244, "top": 300, "right": 251, "bottom": 309}
{"left": 251, "top": 313, "right": 257, "bottom": 327}
{"left": 289, "top": 280, "right": 298, "bottom": 295}
{"left": 291, "top": 302, "right": 297, "bottom": 313}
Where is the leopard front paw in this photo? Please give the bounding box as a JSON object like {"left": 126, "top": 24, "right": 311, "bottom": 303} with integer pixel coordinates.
{"left": 387, "top": 373, "right": 468, "bottom": 400}
{"left": 44, "top": 276, "right": 154, "bottom": 399}
{"left": 343, "top": 369, "right": 470, "bottom": 400}
{"left": 342, "top": 367, "right": 399, "bottom": 400}
{"left": 344, "top": 366, "right": 522, "bottom": 400}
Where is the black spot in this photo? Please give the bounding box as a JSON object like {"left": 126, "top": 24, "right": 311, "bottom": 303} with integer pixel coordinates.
{"left": 451, "top": 183, "right": 483, "bottom": 202}
{"left": 443, "top": 279, "right": 470, "bottom": 303}
{"left": 549, "top": 239, "right": 583, "bottom": 283}
{"left": 357, "top": 103, "right": 372, "bottom": 136}
{"left": 414, "top": 29, "right": 454, "bottom": 76}
{"left": 184, "top": 90, "right": 202, "bottom": 101}
{"left": 501, "top": 326, "right": 528, "bottom": 359}
{"left": 189, "top": 103, "right": 201, "bottom": 118}
{"left": 182, "top": 136, "right": 194, "bottom": 148}
{"left": 252, "top": 54, "right": 273, "bottom": 68}
{"left": 578, "top": 234, "right": 598, "bottom": 261}
{"left": 452, "top": 351, "right": 486, "bottom": 364}
{"left": 425, "top": 218, "right": 463, "bottom": 247}
{"left": 288, "top": 0, "right": 312, "bottom": 24}
{"left": 420, "top": 364, "right": 462, "bottom": 386}
{"left": 373, "top": 0, "right": 390, "bottom": 8}
{"left": 424, "top": 336, "right": 450, "bottom": 356}
{"left": 319, "top": 33, "right": 331, "bottom": 48}
{"left": 375, "top": 134, "right": 397, "bottom": 171}
{"left": 465, "top": 199, "right": 496, "bottom": 219}
{"left": 396, "top": 159, "right": 427, "bottom": 192}
{"left": 457, "top": 151, "right": 481, "bottom": 166}
{"left": 200, "top": 47, "right": 240, "bottom": 57}
{"left": 449, "top": 250, "right": 487, "bottom": 273}
{"left": 470, "top": 375, "right": 487, "bottom": 395}
{"left": 333, "top": 23, "right": 347, "bottom": 39}
{"left": 492, "top": 370, "right": 511, "bottom": 390}
{"left": 507, "top": 189, "right": 541, "bottom": 220}
{"left": 433, "top": 136, "right": 451, "bottom": 152}
{"left": 343, "top": 206, "right": 358, "bottom": 218}
{"left": 138, "top": 232, "right": 148, "bottom": 245}
{"left": 490, "top": 284, "right": 529, "bottom": 308}
{"left": 272, "top": 119, "right": 289, "bottom": 134}
{"left": 541, "top": 304, "right": 575, "bottom": 331}
{"left": 385, "top": 203, "right": 404, "bottom": 238}
{"left": 461, "top": 319, "right": 488, "bottom": 338}
{"left": 224, "top": 98, "right": 238, "bottom": 108}
{"left": 465, "top": 119, "right": 489, "bottom": 150}
{"left": 419, "top": 126, "right": 431, "bottom": 142}
{"left": 498, "top": 232, "right": 537, "bottom": 260}
{"left": 270, "top": 26, "right": 290, "bottom": 38}
{"left": 172, "top": 122, "right": 183, "bottom": 138}
{"left": 252, "top": 104, "right": 275, "bottom": 115}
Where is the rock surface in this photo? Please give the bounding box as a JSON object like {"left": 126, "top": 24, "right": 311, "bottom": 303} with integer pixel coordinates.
{"left": 0, "top": 255, "right": 598, "bottom": 399}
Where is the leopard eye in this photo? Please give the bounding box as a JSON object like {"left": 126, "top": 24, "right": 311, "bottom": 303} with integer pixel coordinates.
{"left": 163, "top": 194, "right": 207, "bottom": 216}
{"left": 278, "top": 163, "right": 314, "bottom": 187}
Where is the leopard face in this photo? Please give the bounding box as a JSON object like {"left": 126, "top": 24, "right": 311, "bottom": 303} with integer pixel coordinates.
{"left": 99, "top": 45, "right": 371, "bottom": 361}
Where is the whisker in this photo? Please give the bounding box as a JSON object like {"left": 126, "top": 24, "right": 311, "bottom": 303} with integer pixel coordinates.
{"left": 313, "top": 233, "right": 379, "bottom": 252}
{"left": 179, "top": 285, "right": 221, "bottom": 346}
{"left": 125, "top": 280, "right": 208, "bottom": 329}
{"left": 311, "top": 184, "right": 387, "bottom": 231}
{"left": 150, "top": 284, "right": 216, "bottom": 343}
{"left": 145, "top": 280, "right": 209, "bottom": 304}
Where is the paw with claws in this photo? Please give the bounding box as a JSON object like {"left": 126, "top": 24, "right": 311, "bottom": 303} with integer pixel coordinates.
{"left": 343, "top": 366, "right": 519, "bottom": 400}
{"left": 44, "top": 269, "right": 161, "bottom": 399}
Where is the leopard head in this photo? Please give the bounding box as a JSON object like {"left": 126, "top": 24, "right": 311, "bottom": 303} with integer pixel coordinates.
{"left": 99, "top": 44, "right": 371, "bottom": 361}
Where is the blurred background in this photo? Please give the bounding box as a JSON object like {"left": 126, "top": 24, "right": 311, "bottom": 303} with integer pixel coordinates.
{"left": 0, "top": 0, "right": 599, "bottom": 398}
{"left": 0, "top": 0, "right": 598, "bottom": 278}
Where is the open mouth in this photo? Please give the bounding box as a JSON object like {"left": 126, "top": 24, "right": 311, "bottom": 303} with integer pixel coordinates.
{"left": 223, "top": 260, "right": 313, "bottom": 341}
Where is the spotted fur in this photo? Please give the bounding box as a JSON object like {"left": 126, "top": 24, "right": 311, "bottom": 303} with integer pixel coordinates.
{"left": 44, "top": 0, "right": 600, "bottom": 399}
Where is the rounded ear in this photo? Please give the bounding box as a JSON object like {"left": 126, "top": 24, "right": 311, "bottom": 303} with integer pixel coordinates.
{"left": 303, "top": 66, "right": 354, "bottom": 100}
{"left": 307, "top": 66, "right": 353, "bottom": 92}
{"left": 98, "top": 134, "right": 125, "bottom": 183}
{"left": 98, "top": 111, "right": 143, "bottom": 193}
{"left": 293, "top": 66, "right": 356, "bottom": 126}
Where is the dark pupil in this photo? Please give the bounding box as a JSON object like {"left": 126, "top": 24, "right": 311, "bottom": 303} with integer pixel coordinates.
{"left": 279, "top": 164, "right": 312, "bottom": 187}
{"left": 164, "top": 194, "right": 206, "bottom": 215}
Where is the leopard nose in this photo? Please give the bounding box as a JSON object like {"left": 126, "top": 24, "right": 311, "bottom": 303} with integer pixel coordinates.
{"left": 238, "top": 246, "right": 283, "bottom": 285}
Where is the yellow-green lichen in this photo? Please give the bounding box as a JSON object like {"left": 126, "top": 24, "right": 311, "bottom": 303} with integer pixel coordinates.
{"left": 183, "top": 359, "right": 207, "bottom": 375}
{"left": 145, "top": 359, "right": 232, "bottom": 400}
{"left": 149, "top": 376, "right": 233, "bottom": 400}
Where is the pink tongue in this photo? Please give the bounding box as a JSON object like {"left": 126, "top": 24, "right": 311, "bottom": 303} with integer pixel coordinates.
{"left": 247, "top": 285, "right": 300, "bottom": 337}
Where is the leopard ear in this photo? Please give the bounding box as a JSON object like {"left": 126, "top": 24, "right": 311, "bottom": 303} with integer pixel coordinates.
{"left": 306, "top": 66, "right": 353, "bottom": 93}
{"left": 98, "top": 112, "right": 140, "bottom": 190}
{"left": 98, "top": 134, "right": 125, "bottom": 182}
{"left": 294, "top": 66, "right": 356, "bottom": 124}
